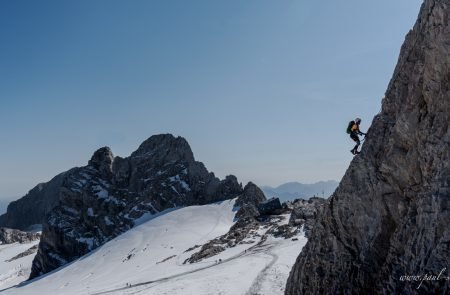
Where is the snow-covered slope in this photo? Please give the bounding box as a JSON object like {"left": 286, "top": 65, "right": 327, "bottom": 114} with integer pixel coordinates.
{"left": 0, "top": 240, "right": 39, "bottom": 290}
{"left": 4, "top": 199, "right": 307, "bottom": 295}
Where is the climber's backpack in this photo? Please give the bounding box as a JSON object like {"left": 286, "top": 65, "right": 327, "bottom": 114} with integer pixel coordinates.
{"left": 346, "top": 121, "right": 355, "bottom": 134}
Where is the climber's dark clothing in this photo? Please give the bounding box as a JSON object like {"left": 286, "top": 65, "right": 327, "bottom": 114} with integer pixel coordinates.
{"left": 350, "top": 133, "right": 359, "bottom": 143}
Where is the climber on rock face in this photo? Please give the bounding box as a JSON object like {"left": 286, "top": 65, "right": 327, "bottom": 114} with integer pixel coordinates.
{"left": 346, "top": 118, "right": 366, "bottom": 155}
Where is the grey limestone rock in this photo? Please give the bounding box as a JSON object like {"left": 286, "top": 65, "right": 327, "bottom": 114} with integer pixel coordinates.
{"left": 285, "top": 1, "right": 450, "bottom": 294}
{"left": 288, "top": 197, "right": 327, "bottom": 238}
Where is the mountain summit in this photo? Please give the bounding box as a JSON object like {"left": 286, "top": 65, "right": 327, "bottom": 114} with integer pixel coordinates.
{"left": 0, "top": 134, "right": 246, "bottom": 279}
{"left": 286, "top": 1, "right": 449, "bottom": 294}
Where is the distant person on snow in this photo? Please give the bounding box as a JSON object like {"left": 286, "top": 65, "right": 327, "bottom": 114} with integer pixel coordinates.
{"left": 347, "top": 118, "right": 366, "bottom": 155}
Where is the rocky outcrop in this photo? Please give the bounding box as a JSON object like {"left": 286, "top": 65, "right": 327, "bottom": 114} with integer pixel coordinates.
{"left": 258, "top": 197, "right": 282, "bottom": 215}
{"left": 185, "top": 196, "right": 325, "bottom": 264}
{"left": 235, "top": 203, "right": 261, "bottom": 219}
{"left": 0, "top": 228, "right": 41, "bottom": 244}
{"left": 286, "top": 1, "right": 449, "bottom": 294}
{"left": 29, "top": 134, "right": 244, "bottom": 278}
{"left": 235, "top": 182, "right": 266, "bottom": 208}
{"left": 234, "top": 182, "right": 267, "bottom": 219}
{"left": 184, "top": 215, "right": 265, "bottom": 264}
{"left": 185, "top": 182, "right": 267, "bottom": 263}
{"left": 288, "top": 197, "right": 327, "bottom": 238}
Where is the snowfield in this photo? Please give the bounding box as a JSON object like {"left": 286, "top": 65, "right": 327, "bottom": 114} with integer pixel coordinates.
{"left": 0, "top": 240, "right": 39, "bottom": 290}
{"left": 2, "top": 199, "right": 307, "bottom": 295}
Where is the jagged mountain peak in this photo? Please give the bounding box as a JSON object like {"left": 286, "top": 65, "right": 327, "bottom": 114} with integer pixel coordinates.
{"left": 132, "top": 134, "right": 195, "bottom": 163}
{"left": 0, "top": 133, "right": 249, "bottom": 279}
{"left": 88, "top": 146, "right": 114, "bottom": 175}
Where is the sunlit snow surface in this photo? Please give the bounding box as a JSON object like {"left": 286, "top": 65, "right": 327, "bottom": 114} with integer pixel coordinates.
{"left": 0, "top": 240, "right": 39, "bottom": 290}
{"left": 4, "top": 199, "right": 307, "bottom": 295}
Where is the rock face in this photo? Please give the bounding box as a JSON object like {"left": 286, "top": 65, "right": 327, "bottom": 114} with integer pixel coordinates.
{"left": 29, "top": 134, "right": 244, "bottom": 278}
{"left": 234, "top": 182, "right": 267, "bottom": 219}
{"left": 235, "top": 182, "right": 266, "bottom": 208}
{"left": 286, "top": 1, "right": 449, "bottom": 294}
{"left": 288, "top": 197, "right": 327, "bottom": 238}
{"left": 0, "top": 228, "right": 41, "bottom": 244}
{"left": 0, "top": 173, "right": 66, "bottom": 230}
{"left": 258, "top": 197, "right": 282, "bottom": 215}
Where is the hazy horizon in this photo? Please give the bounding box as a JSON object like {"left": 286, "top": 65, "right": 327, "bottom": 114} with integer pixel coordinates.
{"left": 0, "top": 0, "right": 422, "bottom": 199}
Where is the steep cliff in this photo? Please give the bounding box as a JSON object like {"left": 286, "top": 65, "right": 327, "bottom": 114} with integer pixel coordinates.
{"left": 286, "top": 1, "right": 449, "bottom": 294}
{"left": 29, "top": 134, "right": 245, "bottom": 278}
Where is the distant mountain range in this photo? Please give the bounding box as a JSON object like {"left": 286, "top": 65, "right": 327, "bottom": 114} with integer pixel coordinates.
{"left": 261, "top": 180, "right": 338, "bottom": 202}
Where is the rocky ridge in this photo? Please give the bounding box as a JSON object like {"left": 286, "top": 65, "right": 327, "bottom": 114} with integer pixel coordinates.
{"left": 0, "top": 228, "right": 41, "bottom": 245}
{"left": 28, "top": 134, "right": 246, "bottom": 278}
{"left": 184, "top": 193, "right": 326, "bottom": 264}
{"left": 286, "top": 1, "right": 449, "bottom": 294}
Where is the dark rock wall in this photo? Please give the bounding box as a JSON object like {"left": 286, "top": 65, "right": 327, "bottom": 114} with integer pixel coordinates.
{"left": 0, "top": 172, "right": 67, "bottom": 230}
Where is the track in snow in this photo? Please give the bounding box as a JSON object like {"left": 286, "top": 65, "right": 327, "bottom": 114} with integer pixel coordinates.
{"left": 244, "top": 243, "right": 280, "bottom": 295}
{"left": 90, "top": 240, "right": 270, "bottom": 295}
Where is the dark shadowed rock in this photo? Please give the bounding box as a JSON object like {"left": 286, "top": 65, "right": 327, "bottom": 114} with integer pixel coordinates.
{"left": 286, "top": 1, "right": 450, "bottom": 294}
{"left": 0, "top": 173, "right": 67, "bottom": 230}
{"left": 234, "top": 182, "right": 266, "bottom": 219}
{"left": 88, "top": 147, "right": 114, "bottom": 176}
{"left": 235, "top": 182, "right": 266, "bottom": 208}
{"left": 235, "top": 203, "right": 260, "bottom": 219}
{"left": 258, "top": 197, "right": 282, "bottom": 215}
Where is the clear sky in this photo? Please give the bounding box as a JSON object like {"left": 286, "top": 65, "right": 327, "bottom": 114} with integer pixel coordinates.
{"left": 0, "top": 0, "right": 422, "bottom": 200}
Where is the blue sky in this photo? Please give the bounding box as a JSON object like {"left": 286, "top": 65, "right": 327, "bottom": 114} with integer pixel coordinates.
{"left": 0, "top": 0, "right": 422, "bottom": 200}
